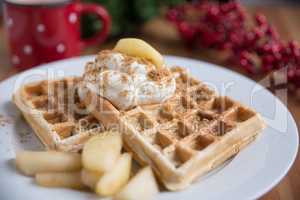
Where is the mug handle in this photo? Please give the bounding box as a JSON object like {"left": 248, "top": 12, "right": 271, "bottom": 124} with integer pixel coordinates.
{"left": 77, "top": 3, "right": 111, "bottom": 48}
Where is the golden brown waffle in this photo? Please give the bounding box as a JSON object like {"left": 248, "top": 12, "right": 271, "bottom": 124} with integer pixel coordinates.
{"left": 81, "top": 67, "right": 265, "bottom": 190}
{"left": 13, "top": 77, "right": 104, "bottom": 152}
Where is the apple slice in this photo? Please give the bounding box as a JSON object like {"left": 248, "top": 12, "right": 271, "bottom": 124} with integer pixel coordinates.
{"left": 96, "top": 153, "right": 132, "bottom": 196}
{"left": 82, "top": 132, "right": 122, "bottom": 173}
{"left": 16, "top": 151, "right": 82, "bottom": 176}
{"left": 113, "top": 166, "right": 159, "bottom": 200}
{"left": 81, "top": 169, "right": 102, "bottom": 190}
{"left": 35, "top": 172, "right": 85, "bottom": 190}
{"left": 113, "top": 38, "right": 164, "bottom": 68}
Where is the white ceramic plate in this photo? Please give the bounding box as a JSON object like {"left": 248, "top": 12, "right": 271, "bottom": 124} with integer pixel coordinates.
{"left": 0, "top": 55, "right": 298, "bottom": 200}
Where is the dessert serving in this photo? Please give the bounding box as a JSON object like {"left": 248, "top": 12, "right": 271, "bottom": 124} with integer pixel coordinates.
{"left": 13, "top": 38, "right": 266, "bottom": 199}
{"left": 79, "top": 38, "right": 266, "bottom": 190}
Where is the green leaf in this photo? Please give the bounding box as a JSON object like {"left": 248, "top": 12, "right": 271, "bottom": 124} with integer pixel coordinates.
{"left": 81, "top": 0, "right": 187, "bottom": 37}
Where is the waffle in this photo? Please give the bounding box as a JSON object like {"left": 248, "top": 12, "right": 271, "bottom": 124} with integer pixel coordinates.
{"left": 13, "top": 77, "right": 105, "bottom": 152}
{"left": 81, "top": 67, "right": 266, "bottom": 190}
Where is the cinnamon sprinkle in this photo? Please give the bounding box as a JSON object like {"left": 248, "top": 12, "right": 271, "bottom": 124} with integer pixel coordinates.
{"left": 147, "top": 68, "right": 172, "bottom": 82}
{"left": 0, "top": 114, "right": 12, "bottom": 127}
{"left": 119, "top": 90, "right": 129, "bottom": 97}
{"left": 121, "top": 74, "right": 129, "bottom": 83}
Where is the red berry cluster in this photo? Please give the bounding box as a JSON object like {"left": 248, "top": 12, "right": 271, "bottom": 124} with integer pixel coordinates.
{"left": 167, "top": 1, "right": 300, "bottom": 88}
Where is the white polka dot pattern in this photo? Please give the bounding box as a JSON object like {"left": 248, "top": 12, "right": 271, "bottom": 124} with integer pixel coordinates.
{"left": 6, "top": 18, "right": 13, "bottom": 28}
{"left": 37, "top": 24, "right": 45, "bottom": 33}
{"left": 23, "top": 45, "right": 32, "bottom": 55}
{"left": 12, "top": 55, "right": 20, "bottom": 65}
{"left": 68, "top": 13, "right": 77, "bottom": 24}
{"left": 56, "top": 43, "right": 65, "bottom": 53}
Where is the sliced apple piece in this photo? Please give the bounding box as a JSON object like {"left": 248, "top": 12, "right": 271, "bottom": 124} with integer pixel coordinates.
{"left": 113, "top": 38, "right": 164, "bottom": 68}
{"left": 35, "top": 172, "right": 85, "bottom": 190}
{"left": 95, "top": 153, "right": 132, "bottom": 196}
{"left": 82, "top": 132, "right": 122, "bottom": 173}
{"left": 113, "top": 166, "right": 159, "bottom": 200}
{"left": 81, "top": 169, "right": 102, "bottom": 190}
{"left": 16, "top": 151, "right": 82, "bottom": 176}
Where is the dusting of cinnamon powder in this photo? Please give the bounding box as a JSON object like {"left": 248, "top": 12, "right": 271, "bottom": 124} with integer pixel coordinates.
{"left": 147, "top": 68, "right": 172, "bottom": 82}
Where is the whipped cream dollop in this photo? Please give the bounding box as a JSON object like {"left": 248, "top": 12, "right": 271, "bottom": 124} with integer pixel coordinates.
{"left": 83, "top": 50, "right": 176, "bottom": 110}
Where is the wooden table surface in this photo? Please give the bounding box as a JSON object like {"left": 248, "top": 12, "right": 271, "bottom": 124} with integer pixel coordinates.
{"left": 0, "top": 5, "right": 299, "bottom": 200}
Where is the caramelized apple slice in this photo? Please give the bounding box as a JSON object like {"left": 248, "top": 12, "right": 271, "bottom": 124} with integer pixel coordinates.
{"left": 82, "top": 132, "right": 122, "bottom": 173}
{"left": 114, "top": 38, "right": 164, "bottom": 68}
{"left": 35, "top": 172, "right": 85, "bottom": 189}
{"left": 81, "top": 169, "right": 102, "bottom": 189}
{"left": 96, "top": 153, "right": 132, "bottom": 196}
{"left": 114, "top": 167, "right": 159, "bottom": 200}
{"left": 16, "top": 151, "right": 81, "bottom": 176}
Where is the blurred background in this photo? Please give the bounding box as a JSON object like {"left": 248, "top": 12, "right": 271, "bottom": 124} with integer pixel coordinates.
{"left": 1, "top": 0, "right": 300, "bottom": 8}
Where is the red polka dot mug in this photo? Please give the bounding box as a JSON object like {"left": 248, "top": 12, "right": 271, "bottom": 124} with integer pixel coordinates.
{"left": 3, "top": 0, "right": 111, "bottom": 70}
